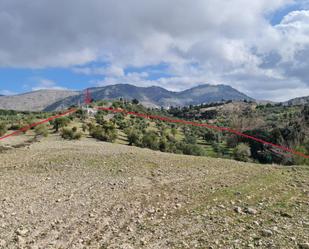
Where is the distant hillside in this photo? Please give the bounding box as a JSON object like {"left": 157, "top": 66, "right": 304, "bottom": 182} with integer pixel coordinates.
{"left": 45, "top": 84, "right": 253, "bottom": 111}
{"left": 283, "top": 96, "right": 309, "bottom": 106}
{"left": 0, "top": 90, "right": 79, "bottom": 111}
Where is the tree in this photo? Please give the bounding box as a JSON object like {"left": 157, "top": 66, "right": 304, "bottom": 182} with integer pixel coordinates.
{"left": 226, "top": 135, "right": 238, "bottom": 148}
{"left": 233, "top": 143, "right": 251, "bottom": 162}
{"left": 126, "top": 129, "right": 141, "bottom": 146}
{"left": 132, "top": 99, "right": 139, "bottom": 105}
{"left": 159, "top": 138, "right": 168, "bottom": 152}
{"left": 178, "top": 142, "right": 206, "bottom": 156}
{"left": 203, "top": 130, "right": 217, "bottom": 142}
{"left": 171, "top": 128, "right": 177, "bottom": 137}
{"left": 61, "top": 127, "right": 82, "bottom": 140}
{"left": 53, "top": 117, "right": 70, "bottom": 132}
{"left": 293, "top": 143, "right": 309, "bottom": 166}
{"left": 184, "top": 134, "right": 197, "bottom": 144}
{"left": 90, "top": 125, "right": 118, "bottom": 142}
{"left": 0, "top": 123, "right": 7, "bottom": 137}
{"left": 141, "top": 131, "right": 159, "bottom": 150}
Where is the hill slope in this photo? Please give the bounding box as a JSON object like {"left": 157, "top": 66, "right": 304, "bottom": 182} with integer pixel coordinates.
{"left": 45, "top": 84, "right": 253, "bottom": 111}
{"left": 0, "top": 137, "right": 308, "bottom": 248}
{"left": 0, "top": 90, "right": 79, "bottom": 111}
{"left": 283, "top": 96, "right": 309, "bottom": 106}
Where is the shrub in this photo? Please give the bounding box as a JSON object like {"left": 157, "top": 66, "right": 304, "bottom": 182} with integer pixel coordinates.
{"left": 293, "top": 145, "right": 309, "bottom": 166}
{"left": 82, "top": 123, "right": 88, "bottom": 132}
{"left": 141, "top": 131, "right": 159, "bottom": 150}
{"left": 226, "top": 135, "right": 238, "bottom": 148}
{"left": 177, "top": 142, "right": 206, "bottom": 156}
{"left": 233, "top": 143, "right": 251, "bottom": 162}
{"left": 184, "top": 134, "right": 197, "bottom": 144}
{"left": 126, "top": 129, "right": 142, "bottom": 146}
{"left": 34, "top": 124, "right": 49, "bottom": 137}
{"left": 53, "top": 117, "right": 71, "bottom": 132}
{"left": 0, "top": 123, "right": 7, "bottom": 136}
{"left": 90, "top": 125, "right": 118, "bottom": 142}
{"left": 61, "top": 128, "right": 82, "bottom": 140}
{"left": 159, "top": 138, "right": 168, "bottom": 152}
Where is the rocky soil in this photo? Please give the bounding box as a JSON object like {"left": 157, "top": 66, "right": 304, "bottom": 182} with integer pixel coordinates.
{"left": 0, "top": 137, "right": 308, "bottom": 248}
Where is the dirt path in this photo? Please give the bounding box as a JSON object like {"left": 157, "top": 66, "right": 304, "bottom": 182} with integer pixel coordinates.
{"left": 0, "top": 138, "right": 308, "bottom": 248}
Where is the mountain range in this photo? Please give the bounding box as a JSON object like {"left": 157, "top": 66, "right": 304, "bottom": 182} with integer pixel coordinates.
{"left": 0, "top": 84, "right": 253, "bottom": 111}
{"left": 283, "top": 96, "right": 309, "bottom": 106}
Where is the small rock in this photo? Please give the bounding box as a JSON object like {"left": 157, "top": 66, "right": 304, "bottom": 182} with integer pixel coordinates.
{"left": 16, "top": 227, "right": 29, "bottom": 237}
{"left": 140, "top": 238, "right": 147, "bottom": 245}
{"left": 299, "top": 243, "right": 309, "bottom": 249}
{"left": 0, "top": 239, "right": 6, "bottom": 247}
{"left": 253, "top": 221, "right": 260, "bottom": 226}
{"left": 16, "top": 236, "right": 26, "bottom": 244}
{"left": 245, "top": 208, "right": 258, "bottom": 215}
{"left": 280, "top": 211, "right": 293, "bottom": 218}
{"left": 261, "top": 229, "right": 273, "bottom": 237}
{"left": 175, "top": 203, "right": 182, "bottom": 208}
{"left": 234, "top": 206, "right": 243, "bottom": 214}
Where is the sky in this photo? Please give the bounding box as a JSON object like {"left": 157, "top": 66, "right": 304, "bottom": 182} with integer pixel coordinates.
{"left": 0, "top": 0, "right": 309, "bottom": 101}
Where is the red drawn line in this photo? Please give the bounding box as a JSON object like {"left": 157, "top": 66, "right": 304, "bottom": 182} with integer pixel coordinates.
{"left": 96, "top": 107, "right": 309, "bottom": 159}
{"left": 0, "top": 108, "right": 77, "bottom": 141}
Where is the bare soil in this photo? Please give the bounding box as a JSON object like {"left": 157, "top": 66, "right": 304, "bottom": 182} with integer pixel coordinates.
{"left": 0, "top": 136, "right": 308, "bottom": 248}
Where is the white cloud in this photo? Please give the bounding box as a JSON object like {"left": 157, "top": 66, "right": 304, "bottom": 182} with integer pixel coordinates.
{"left": 0, "top": 90, "right": 16, "bottom": 95}
{"left": 31, "top": 79, "right": 67, "bottom": 91}
{"left": 0, "top": 0, "right": 308, "bottom": 100}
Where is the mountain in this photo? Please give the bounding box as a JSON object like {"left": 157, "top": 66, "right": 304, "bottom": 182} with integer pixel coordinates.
{"left": 283, "top": 96, "right": 309, "bottom": 106}
{"left": 0, "top": 84, "right": 253, "bottom": 112}
{"left": 45, "top": 84, "right": 253, "bottom": 111}
{"left": 158, "top": 84, "right": 253, "bottom": 107}
{"left": 0, "top": 89, "right": 79, "bottom": 111}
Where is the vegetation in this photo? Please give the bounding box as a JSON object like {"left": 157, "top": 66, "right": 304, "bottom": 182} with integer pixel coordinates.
{"left": 0, "top": 123, "right": 7, "bottom": 137}
{"left": 52, "top": 117, "right": 71, "bottom": 132}
{"left": 34, "top": 124, "right": 49, "bottom": 137}
{"left": 233, "top": 143, "right": 251, "bottom": 162}
{"left": 1, "top": 99, "right": 308, "bottom": 166}
{"left": 61, "top": 127, "right": 82, "bottom": 140}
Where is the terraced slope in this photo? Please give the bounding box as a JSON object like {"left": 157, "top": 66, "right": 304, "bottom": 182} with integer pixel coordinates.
{"left": 0, "top": 137, "right": 308, "bottom": 248}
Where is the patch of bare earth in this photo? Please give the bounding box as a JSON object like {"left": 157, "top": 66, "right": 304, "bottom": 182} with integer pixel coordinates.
{"left": 0, "top": 138, "right": 308, "bottom": 249}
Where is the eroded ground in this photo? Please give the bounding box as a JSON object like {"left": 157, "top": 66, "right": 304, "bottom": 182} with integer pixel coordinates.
{"left": 0, "top": 137, "right": 308, "bottom": 249}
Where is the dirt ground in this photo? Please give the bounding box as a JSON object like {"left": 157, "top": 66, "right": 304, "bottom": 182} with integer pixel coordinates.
{"left": 0, "top": 136, "right": 308, "bottom": 249}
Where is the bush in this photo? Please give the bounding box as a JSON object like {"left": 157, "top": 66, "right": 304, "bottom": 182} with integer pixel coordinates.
{"left": 141, "top": 131, "right": 159, "bottom": 150}
{"left": 53, "top": 117, "right": 71, "bottom": 132}
{"left": 61, "top": 128, "right": 82, "bottom": 140}
{"left": 226, "top": 135, "right": 238, "bottom": 148}
{"left": 233, "top": 143, "right": 251, "bottom": 162}
{"left": 34, "top": 124, "right": 49, "bottom": 137}
{"left": 177, "top": 142, "right": 206, "bottom": 156}
{"left": 90, "top": 125, "right": 118, "bottom": 142}
{"left": 82, "top": 123, "right": 88, "bottom": 132}
{"left": 126, "top": 129, "right": 142, "bottom": 146}
{"left": 184, "top": 134, "right": 197, "bottom": 144}
{"left": 159, "top": 138, "right": 168, "bottom": 152}
{"left": 293, "top": 145, "right": 309, "bottom": 166}
{"left": 0, "top": 123, "right": 7, "bottom": 136}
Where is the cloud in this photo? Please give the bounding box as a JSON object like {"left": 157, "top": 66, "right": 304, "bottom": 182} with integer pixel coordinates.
{"left": 0, "top": 90, "right": 17, "bottom": 96}
{"left": 0, "top": 0, "right": 308, "bottom": 100}
{"left": 31, "top": 79, "right": 67, "bottom": 91}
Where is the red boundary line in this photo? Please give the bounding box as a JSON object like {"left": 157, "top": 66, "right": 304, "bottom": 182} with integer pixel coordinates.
{"left": 0, "top": 108, "right": 77, "bottom": 141}
{"left": 96, "top": 107, "right": 309, "bottom": 159}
